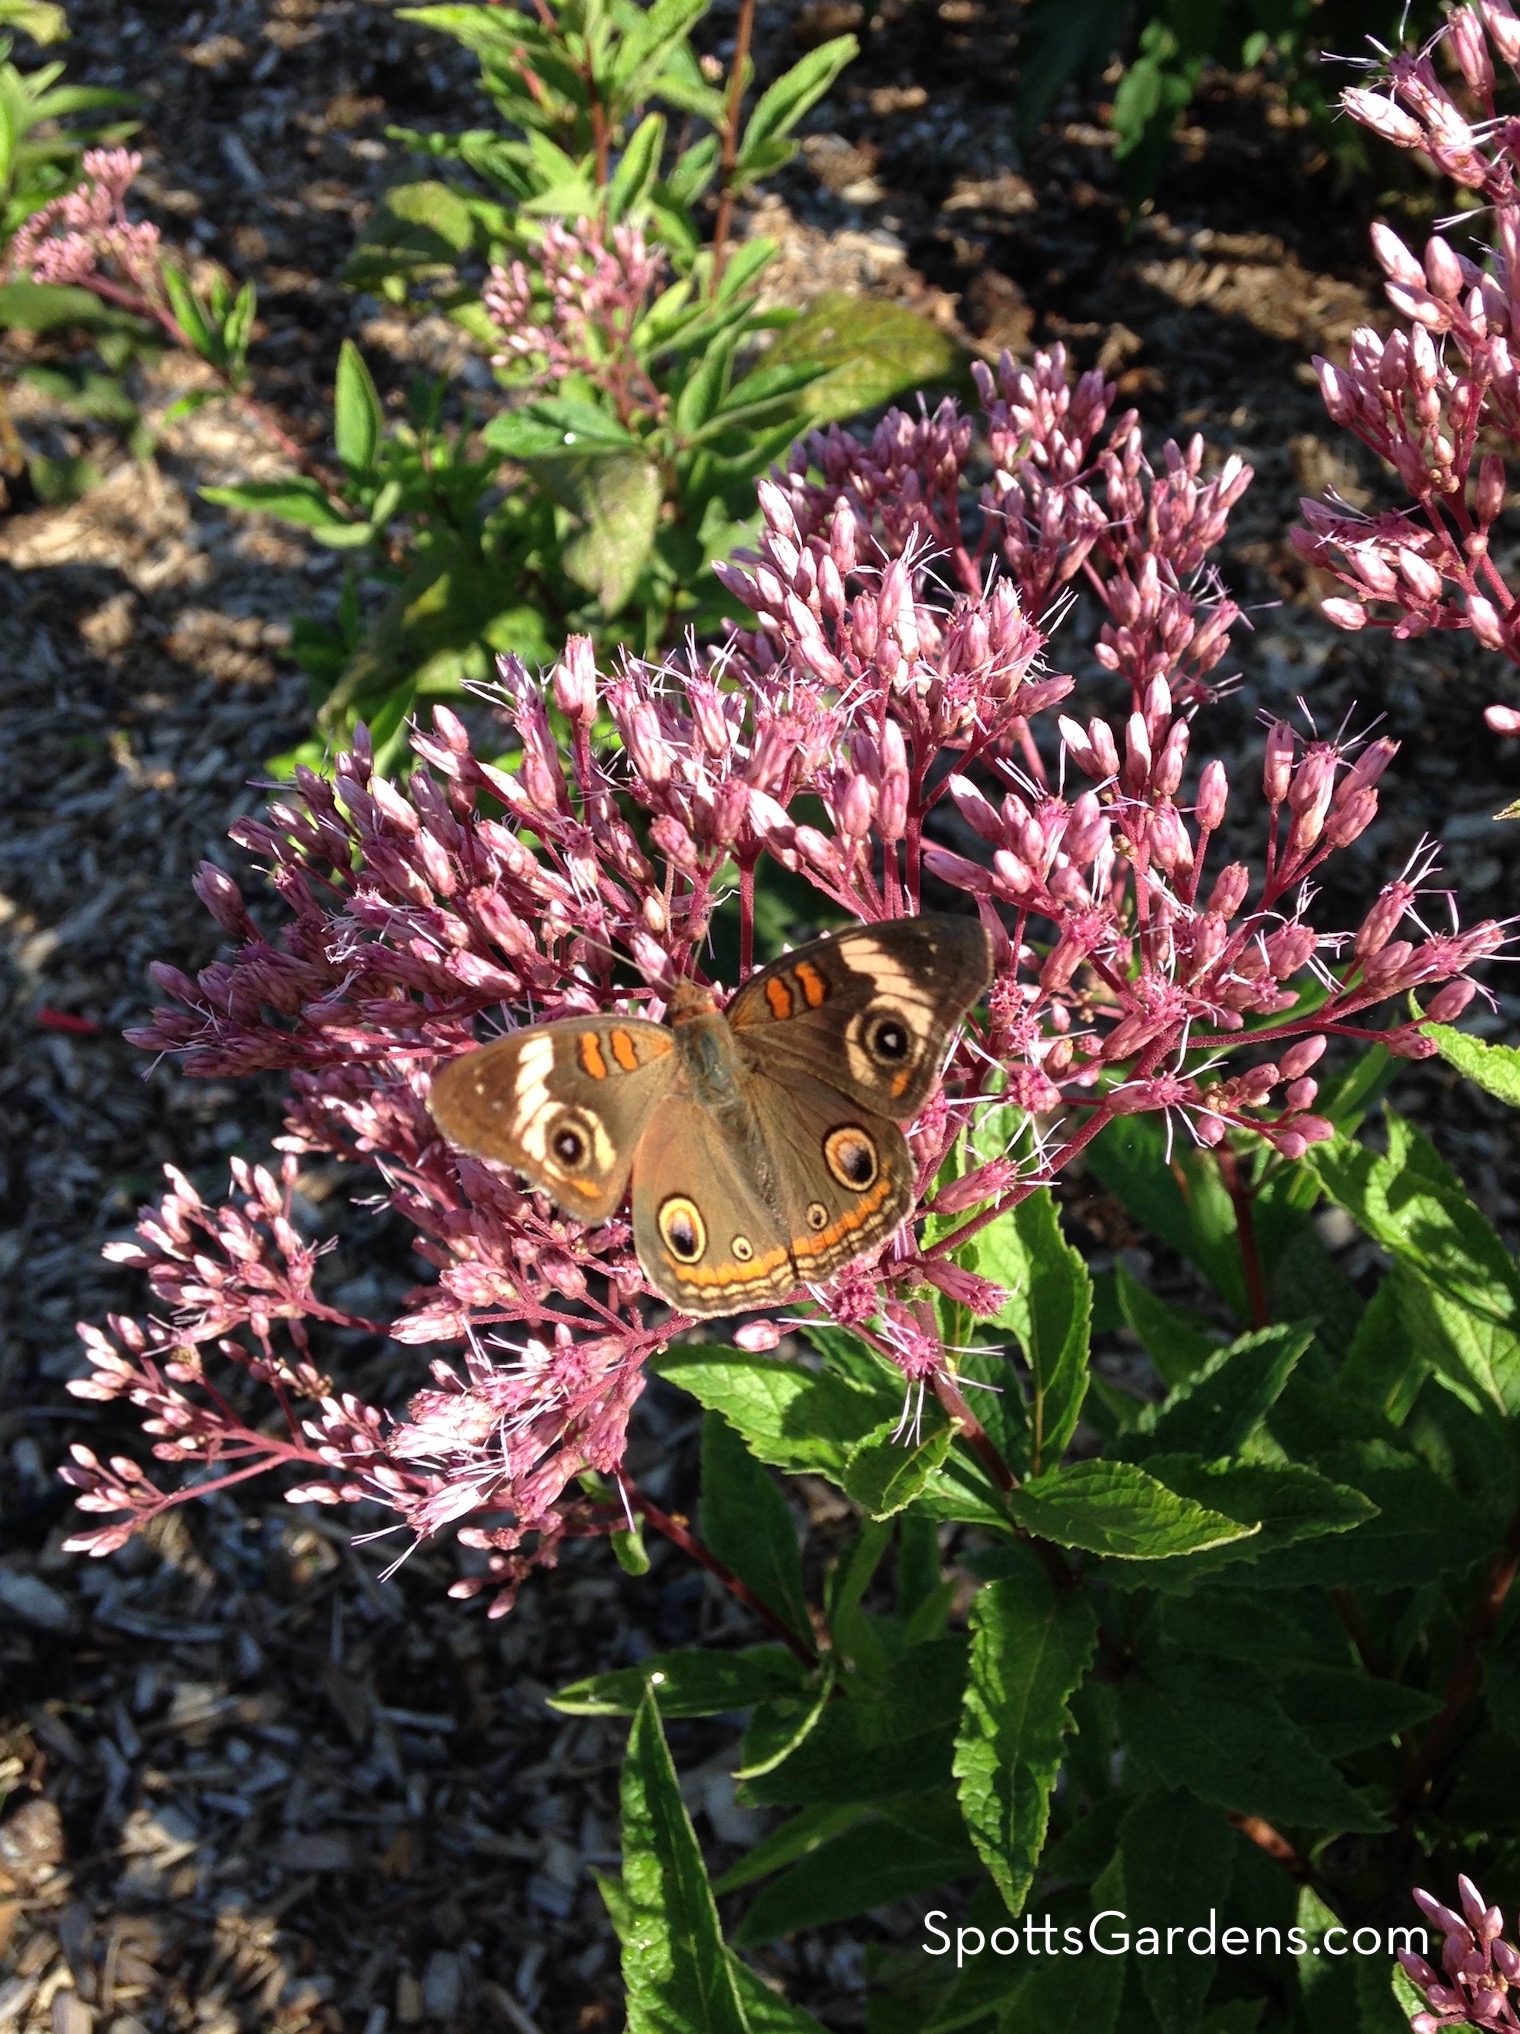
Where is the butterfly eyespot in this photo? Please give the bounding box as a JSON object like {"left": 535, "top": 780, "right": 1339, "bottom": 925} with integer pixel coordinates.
{"left": 732, "top": 1234, "right": 754, "bottom": 1262}
{"left": 867, "top": 1012, "right": 912, "bottom": 1062}
{"left": 824, "top": 1126, "right": 879, "bottom": 1190}
{"left": 658, "top": 1196, "right": 707, "bottom": 1264}
{"left": 806, "top": 1201, "right": 829, "bottom": 1231}
{"left": 550, "top": 1116, "right": 592, "bottom": 1169}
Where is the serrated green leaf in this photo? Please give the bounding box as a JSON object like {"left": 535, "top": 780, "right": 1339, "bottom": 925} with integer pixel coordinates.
{"left": 1275, "top": 1665, "right": 1441, "bottom": 1757}
{"left": 712, "top": 1803, "right": 866, "bottom": 1896}
{"left": 1087, "top": 1117, "right": 1249, "bottom": 1321}
{"left": 651, "top": 1345, "right": 895, "bottom": 1477}
{"left": 733, "top": 1795, "right": 977, "bottom": 1945}
{"left": 556, "top": 453, "right": 661, "bottom": 613}
{"left": 1423, "top": 1021, "right": 1520, "bottom": 1106}
{"left": 701, "top": 1412, "right": 812, "bottom": 1645}
{"left": 1121, "top": 1322, "right": 1312, "bottom": 1461}
{"left": 988, "top": 1913, "right": 1126, "bottom": 2034}
{"left": 1115, "top": 1262, "right": 1220, "bottom": 1385}
{"left": 843, "top": 1419, "right": 956, "bottom": 1520}
{"left": 976, "top": 1188, "right": 1091, "bottom": 1472}
{"left": 551, "top": 1644, "right": 807, "bottom": 1717}
{"left": 953, "top": 1553, "right": 1097, "bottom": 1913}
{"left": 734, "top": 37, "right": 857, "bottom": 180}
{"left": 761, "top": 290, "right": 963, "bottom": 424}
{"left": 333, "top": 338, "right": 383, "bottom": 476}
{"left": 728, "top": 1958, "right": 831, "bottom": 2034}
{"left": 1008, "top": 1459, "right": 1256, "bottom": 1559}
{"left": 1117, "top": 1661, "right": 1388, "bottom": 1833}
{"left": 740, "top": 1637, "right": 968, "bottom": 1807}
{"left": 606, "top": 109, "right": 665, "bottom": 220}
{"left": 617, "top": 1694, "right": 750, "bottom": 2034}
{"left": 1133, "top": 1455, "right": 1377, "bottom": 1588}
{"left": 1118, "top": 1791, "right": 1234, "bottom": 2034}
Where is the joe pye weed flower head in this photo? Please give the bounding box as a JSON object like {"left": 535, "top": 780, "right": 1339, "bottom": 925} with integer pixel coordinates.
{"left": 63, "top": 355, "right": 1504, "bottom": 1616}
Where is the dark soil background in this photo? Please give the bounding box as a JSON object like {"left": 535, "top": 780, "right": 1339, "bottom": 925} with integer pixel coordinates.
{"left": 3, "top": 2, "right": 1519, "bottom": 2030}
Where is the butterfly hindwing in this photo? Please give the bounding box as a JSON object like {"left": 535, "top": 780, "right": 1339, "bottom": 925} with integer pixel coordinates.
{"left": 727, "top": 914, "right": 992, "bottom": 1120}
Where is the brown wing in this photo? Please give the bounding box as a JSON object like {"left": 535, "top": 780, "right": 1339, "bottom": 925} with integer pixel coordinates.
{"left": 629, "top": 1100, "right": 796, "bottom": 1316}
{"left": 727, "top": 915, "right": 992, "bottom": 1120}
{"left": 428, "top": 1016, "right": 675, "bottom": 1222}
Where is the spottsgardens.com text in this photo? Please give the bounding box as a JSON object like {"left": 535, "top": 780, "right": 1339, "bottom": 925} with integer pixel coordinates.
{"left": 924, "top": 1911, "right": 1428, "bottom": 1968}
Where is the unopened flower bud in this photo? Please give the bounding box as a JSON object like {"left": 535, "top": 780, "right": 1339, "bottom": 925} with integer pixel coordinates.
{"left": 1355, "top": 883, "right": 1411, "bottom": 960}
{"left": 1263, "top": 722, "right": 1295, "bottom": 803}
{"left": 1469, "top": 594, "right": 1508, "bottom": 650}
{"left": 1322, "top": 597, "right": 1368, "bottom": 631}
{"left": 1280, "top": 1034, "right": 1327, "bottom": 1079}
{"left": 1207, "top": 862, "right": 1251, "bottom": 918}
{"left": 554, "top": 634, "right": 598, "bottom": 722}
{"left": 1425, "top": 977, "right": 1478, "bottom": 1021}
{"left": 1196, "top": 758, "right": 1228, "bottom": 832}
{"left": 838, "top": 772, "right": 875, "bottom": 839}
{"left": 1284, "top": 1077, "right": 1319, "bottom": 1111}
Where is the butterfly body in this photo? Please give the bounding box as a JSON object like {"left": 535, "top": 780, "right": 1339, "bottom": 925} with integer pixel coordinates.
{"left": 429, "top": 915, "right": 993, "bottom": 1317}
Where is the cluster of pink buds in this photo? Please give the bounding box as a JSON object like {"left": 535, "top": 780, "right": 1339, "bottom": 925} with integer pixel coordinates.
{"left": 483, "top": 215, "right": 667, "bottom": 428}
{"left": 1300, "top": 2, "right": 1520, "bottom": 734}
{"left": 62, "top": 349, "right": 1504, "bottom": 1610}
{"left": 6, "top": 147, "right": 165, "bottom": 307}
{"left": 1401, "top": 1879, "right": 1520, "bottom": 2031}
{"left": 772, "top": 344, "right": 1253, "bottom": 714}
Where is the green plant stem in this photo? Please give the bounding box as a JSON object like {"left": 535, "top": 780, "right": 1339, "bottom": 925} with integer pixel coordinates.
{"left": 631, "top": 1487, "right": 818, "bottom": 1667}
{"left": 709, "top": 0, "right": 757, "bottom": 292}
{"left": 1217, "top": 1143, "right": 1270, "bottom": 1330}
{"left": 1398, "top": 1506, "right": 1520, "bottom": 1814}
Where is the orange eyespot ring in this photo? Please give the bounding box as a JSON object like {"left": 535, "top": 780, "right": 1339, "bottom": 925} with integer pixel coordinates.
{"left": 732, "top": 1234, "right": 754, "bottom": 1262}
{"left": 658, "top": 1195, "right": 707, "bottom": 1264}
{"left": 805, "top": 1201, "right": 829, "bottom": 1231}
{"left": 824, "top": 1126, "right": 878, "bottom": 1191}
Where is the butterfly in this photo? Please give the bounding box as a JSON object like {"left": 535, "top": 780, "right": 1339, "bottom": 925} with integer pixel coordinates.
{"left": 427, "top": 914, "right": 994, "bottom": 1317}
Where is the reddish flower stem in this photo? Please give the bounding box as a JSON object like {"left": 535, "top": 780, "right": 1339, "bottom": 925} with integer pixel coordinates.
{"left": 631, "top": 1488, "right": 818, "bottom": 1667}
{"left": 709, "top": 0, "right": 757, "bottom": 292}
{"left": 1217, "top": 1143, "right": 1270, "bottom": 1330}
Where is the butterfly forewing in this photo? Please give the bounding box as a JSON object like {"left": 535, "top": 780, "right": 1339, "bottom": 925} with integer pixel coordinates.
{"left": 728, "top": 914, "right": 992, "bottom": 1120}
{"left": 428, "top": 1016, "right": 677, "bottom": 1222}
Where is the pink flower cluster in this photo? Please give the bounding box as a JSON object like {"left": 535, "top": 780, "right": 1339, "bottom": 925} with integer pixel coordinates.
{"left": 776, "top": 344, "right": 1252, "bottom": 714}
{"left": 63, "top": 361, "right": 1503, "bottom": 1611}
{"left": 1401, "top": 1878, "right": 1520, "bottom": 2031}
{"left": 1298, "top": 3, "right": 1520, "bottom": 736}
{"left": 6, "top": 146, "right": 165, "bottom": 306}
{"left": 483, "top": 215, "right": 667, "bottom": 429}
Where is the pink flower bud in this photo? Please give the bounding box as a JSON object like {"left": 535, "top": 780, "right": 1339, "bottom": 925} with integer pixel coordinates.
{"left": 1087, "top": 717, "right": 1121, "bottom": 779}
{"left": 1355, "top": 883, "right": 1411, "bottom": 959}
{"left": 1399, "top": 548, "right": 1444, "bottom": 604}
{"left": 1425, "top": 977, "right": 1478, "bottom": 1021}
{"left": 1195, "top": 758, "right": 1228, "bottom": 832}
{"left": 1469, "top": 595, "right": 1508, "bottom": 650}
{"left": 1486, "top": 703, "right": 1520, "bottom": 733}
{"left": 1284, "top": 1077, "right": 1319, "bottom": 1111}
{"left": 1362, "top": 937, "right": 1416, "bottom": 990}
{"left": 993, "top": 849, "right": 1037, "bottom": 898}
{"left": 756, "top": 475, "right": 799, "bottom": 545}
{"left": 1154, "top": 719, "right": 1190, "bottom": 798}
{"left": 1207, "top": 862, "right": 1251, "bottom": 919}
{"left": 734, "top": 1320, "right": 781, "bottom": 1351}
{"left": 1280, "top": 1034, "right": 1327, "bottom": 1079}
{"left": 1449, "top": 7, "right": 1496, "bottom": 96}
{"left": 1481, "top": 0, "right": 1520, "bottom": 64}
{"left": 554, "top": 634, "right": 598, "bottom": 722}
{"left": 838, "top": 772, "right": 875, "bottom": 839}
{"left": 1194, "top": 1112, "right": 1226, "bottom": 1146}
{"left": 1343, "top": 88, "right": 1426, "bottom": 149}
{"left": 1372, "top": 220, "right": 1425, "bottom": 289}
{"left": 1476, "top": 452, "right": 1506, "bottom": 525}
{"left": 1263, "top": 722, "right": 1295, "bottom": 803}
{"left": 1322, "top": 788, "right": 1378, "bottom": 850}
{"left": 1322, "top": 597, "right": 1368, "bottom": 631}
{"left": 1315, "top": 358, "right": 1357, "bottom": 427}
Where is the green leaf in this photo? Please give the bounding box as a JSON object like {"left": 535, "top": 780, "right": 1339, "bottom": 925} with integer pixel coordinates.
{"left": 606, "top": 109, "right": 666, "bottom": 221}
{"left": 1117, "top": 1662, "right": 1388, "bottom": 1833}
{"left": 617, "top": 1694, "right": 750, "bottom": 2034}
{"left": 1088, "top": 1117, "right": 1249, "bottom": 1320}
{"left": 0, "top": 2, "right": 69, "bottom": 43}
{"left": 1122, "top": 1322, "right": 1313, "bottom": 1461}
{"left": 843, "top": 1418, "right": 956, "bottom": 1520}
{"left": 762, "top": 291, "right": 963, "bottom": 424}
{"left": 0, "top": 279, "right": 134, "bottom": 331}
{"left": 1423, "top": 1021, "right": 1520, "bottom": 1106}
{"left": 1117, "top": 1791, "right": 1234, "bottom": 2034}
{"left": 712, "top": 1803, "right": 866, "bottom": 1896}
{"left": 1339, "top": 1274, "right": 1428, "bottom": 1426}
{"left": 733, "top": 1795, "right": 977, "bottom": 1945}
{"left": 160, "top": 263, "right": 214, "bottom": 359}
{"left": 551, "top": 1645, "right": 807, "bottom": 1718}
{"left": 651, "top": 1345, "right": 894, "bottom": 1478}
{"left": 1307, "top": 1119, "right": 1520, "bottom": 1414}
{"left": 740, "top": 1637, "right": 968, "bottom": 1807}
{"left": 1275, "top": 1666, "right": 1441, "bottom": 1757}
{"left": 201, "top": 477, "right": 352, "bottom": 530}
{"left": 556, "top": 453, "right": 661, "bottom": 614}
{"left": 1115, "top": 1262, "right": 1219, "bottom": 1385}
{"left": 988, "top": 1902, "right": 1126, "bottom": 2034}
{"left": 978, "top": 1188, "right": 1091, "bottom": 1473}
{"left": 333, "top": 338, "right": 383, "bottom": 477}
{"left": 1008, "top": 1460, "right": 1257, "bottom": 1559}
{"left": 701, "top": 1413, "right": 811, "bottom": 1645}
{"left": 953, "top": 1554, "right": 1097, "bottom": 1913}
{"left": 1133, "top": 1455, "right": 1377, "bottom": 1588}
{"left": 728, "top": 1959, "right": 830, "bottom": 2034}
{"left": 484, "top": 401, "right": 638, "bottom": 460}
{"left": 734, "top": 37, "right": 858, "bottom": 186}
